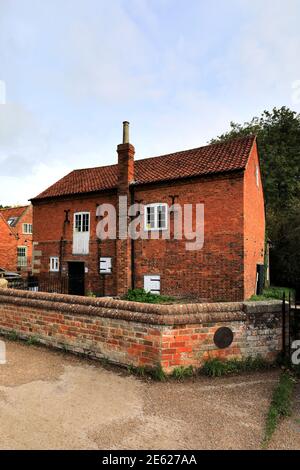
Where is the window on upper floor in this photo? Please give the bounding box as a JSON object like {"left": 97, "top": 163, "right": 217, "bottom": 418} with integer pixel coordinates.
{"left": 23, "top": 223, "right": 33, "bottom": 234}
{"left": 74, "top": 212, "right": 90, "bottom": 233}
{"left": 144, "top": 203, "right": 168, "bottom": 231}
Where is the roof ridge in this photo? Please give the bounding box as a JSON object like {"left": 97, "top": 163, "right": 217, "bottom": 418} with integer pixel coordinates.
{"left": 31, "top": 135, "right": 256, "bottom": 201}
{"left": 71, "top": 134, "right": 256, "bottom": 174}
{"left": 0, "top": 204, "right": 29, "bottom": 211}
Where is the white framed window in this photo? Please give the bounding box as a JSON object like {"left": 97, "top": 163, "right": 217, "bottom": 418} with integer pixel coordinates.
{"left": 144, "top": 203, "right": 168, "bottom": 231}
{"left": 17, "top": 246, "right": 27, "bottom": 267}
{"left": 100, "top": 257, "right": 112, "bottom": 274}
{"left": 50, "top": 257, "right": 60, "bottom": 272}
{"left": 144, "top": 275, "right": 161, "bottom": 295}
{"left": 23, "top": 223, "right": 33, "bottom": 234}
{"left": 74, "top": 212, "right": 90, "bottom": 233}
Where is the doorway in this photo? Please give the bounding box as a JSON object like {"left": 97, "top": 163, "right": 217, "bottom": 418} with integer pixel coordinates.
{"left": 68, "top": 262, "right": 85, "bottom": 296}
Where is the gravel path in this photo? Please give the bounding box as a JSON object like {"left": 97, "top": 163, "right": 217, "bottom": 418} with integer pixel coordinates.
{"left": 0, "top": 339, "right": 280, "bottom": 450}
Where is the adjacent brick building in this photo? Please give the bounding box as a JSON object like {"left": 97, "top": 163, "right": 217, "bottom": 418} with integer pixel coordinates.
{"left": 31, "top": 123, "right": 265, "bottom": 301}
{"left": 0, "top": 205, "right": 33, "bottom": 274}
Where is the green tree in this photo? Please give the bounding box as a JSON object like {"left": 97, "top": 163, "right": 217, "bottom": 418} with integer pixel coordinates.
{"left": 211, "top": 107, "right": 300, "bottom": 287}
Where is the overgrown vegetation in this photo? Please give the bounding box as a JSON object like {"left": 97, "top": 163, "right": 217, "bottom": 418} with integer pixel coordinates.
{"left": 262, "top": 372, "right": 295, "bottom": 447}
{"left": 201, "top": 356, "right": 271, "bottom": 377}
{"left": 128, "top": 357, "right": 272, "bottom": 381}
{"left": 124, "top": 288, "right": 174, "bottom": 304}
{"left": 26, "top": 335, "right": 39, "bottom": 346}
{"left": 128, "top": 364, "right": 167, "bottom": 381}
{"left": 171, "top": 365, "right": 194, "bottom": 380}
{"left": 7, "top": 330, "right": 18, "bottom": 341}
{"left": 86, "top": 291, "right": 96, "bottom": 298}
{"left": 211, "top": 107, "right": 300, "bottom": 288}
{"left": 249, "top": 286, "right": 295, "bottom": 301}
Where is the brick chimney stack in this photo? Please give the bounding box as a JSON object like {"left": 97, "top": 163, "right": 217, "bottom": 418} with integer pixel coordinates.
{"left": 117, "top": 121, "right": 135, "bottom": 191}
{"left": 116, "top": 121, "right": 135, "bottom": 296}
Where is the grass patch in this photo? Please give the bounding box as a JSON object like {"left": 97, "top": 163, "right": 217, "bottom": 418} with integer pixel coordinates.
{"left": 127, "top": 364, "right": 167, "bottom": 381}
{"left": 262, "top": 372, "right": 294, "bottom": 447}
{"left": 26, "top": 335, "right": 39, "bottom": 346}
{"left": 201, "top": 356, "right": 271, "bottom": 377}
{"left": 124, "top": 288, "right": 174, "bottom": 304}
{"left": 7, "top": 330, "right": 18, "bottom": 341}
{"left": 249, "top": 286, "right": 295, "bottom": 302}
{"left": 171, "top": 366, "right": 194, "bottom": 380}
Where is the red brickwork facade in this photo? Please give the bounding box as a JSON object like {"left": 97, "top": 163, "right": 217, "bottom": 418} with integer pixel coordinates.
{"left": 0, "top": 206, "right": 33, "bottom": 274}
{"left": 243, "top": 143, "right": 265, "bottom": 298}
{"left": 31, "top": 135, "right": 265, "bottom": 301}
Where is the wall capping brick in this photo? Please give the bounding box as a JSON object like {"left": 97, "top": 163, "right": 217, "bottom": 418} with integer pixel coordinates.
{"left": 0, "top": 288, "right": 282, "bottom": 372}
{"left": 0, "top": 288, "right": 281, "bottom": 325}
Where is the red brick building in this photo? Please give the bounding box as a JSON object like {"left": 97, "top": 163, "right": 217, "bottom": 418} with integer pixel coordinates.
{"left": 0, "top": 205, "right": 33, "bottom": 274}
{"left": 31, "top": 124, "right": 265, "bottom": 301}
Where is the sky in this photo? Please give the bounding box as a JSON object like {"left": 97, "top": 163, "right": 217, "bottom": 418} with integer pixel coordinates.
{"left": 0, "top": 0, "right": 300, "bottom": 205}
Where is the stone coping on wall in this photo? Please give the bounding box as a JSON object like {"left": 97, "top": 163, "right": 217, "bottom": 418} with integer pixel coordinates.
{"left": 0, "top": 288, "right": 282, "bottom": 326}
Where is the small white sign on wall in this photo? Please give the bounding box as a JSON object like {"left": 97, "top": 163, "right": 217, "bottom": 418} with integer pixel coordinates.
{"left": 100, "top": 257, "right": 112, "bottom": 274}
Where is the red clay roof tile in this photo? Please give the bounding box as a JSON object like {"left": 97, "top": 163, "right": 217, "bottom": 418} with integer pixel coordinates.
{"left": 0, "top": 205, "right": 28, "bottom": 222}
{"left": 32, "top": 135, "right": 255, "bottom": 200}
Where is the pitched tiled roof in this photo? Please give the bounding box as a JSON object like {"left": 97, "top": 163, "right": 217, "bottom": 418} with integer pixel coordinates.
{"left": 0, "top": 206, "right": 28, "bottom": 226}
{"left": 32, "top": 135, "right": 255, "bottom": 201}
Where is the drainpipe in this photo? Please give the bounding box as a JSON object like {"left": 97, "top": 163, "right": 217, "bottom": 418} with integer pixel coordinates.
{"left": 130, "top": 187, "right": 135, "bottom": 290}
{"left": 60, "top": 210, "right": 70, "bottom": 290}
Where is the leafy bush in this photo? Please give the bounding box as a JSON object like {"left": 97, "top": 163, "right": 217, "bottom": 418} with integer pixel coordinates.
{"left": 86, "top": 291, "right": 96, "bottom": 298}
{"left": 124, "top": 288, "right": 173, "bottom": 304}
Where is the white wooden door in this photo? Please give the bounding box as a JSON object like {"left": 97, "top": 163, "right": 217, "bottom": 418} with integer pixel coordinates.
{"left": 73, "top": 212, "right": 90, "bottom": 255}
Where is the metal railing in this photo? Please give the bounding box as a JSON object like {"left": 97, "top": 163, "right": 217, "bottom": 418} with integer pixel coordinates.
{"left": 7, "top": 276, "right": 69, "bottom": 294}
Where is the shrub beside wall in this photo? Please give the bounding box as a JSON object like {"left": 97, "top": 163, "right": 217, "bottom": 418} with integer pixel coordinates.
{"left": 0, "top": 289, "right": 282, "bottom": 373}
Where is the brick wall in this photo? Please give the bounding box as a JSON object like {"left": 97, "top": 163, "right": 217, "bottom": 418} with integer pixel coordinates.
{"left": 32, "top": 171, "right": 250, "bottom": 301}
{"left": 32, "top": 193, "right": 117, "bottom": 295}
{"left": 0, "top": 289, "right": 282, "bottom": 373}
{"left": 15, "top": 205, "right": 33, "bottom": 275}
{"left": 243, "top": 141, "right": 265, "bottom": 298}
{"left": 133, "top": 173, "right": 244, "bottom": 301}
{"left": 0, "top": 217, "right": 17, "bottom": 272}
{"left": 0, "top": 206, "right": 33, "bottom": 275}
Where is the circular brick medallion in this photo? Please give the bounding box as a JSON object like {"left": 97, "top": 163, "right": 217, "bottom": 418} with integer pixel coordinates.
{"left": 213, "top": 327, "right": 234, "bottom": 349}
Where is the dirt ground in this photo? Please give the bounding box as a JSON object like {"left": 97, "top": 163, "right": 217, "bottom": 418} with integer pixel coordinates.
{"left": 0, "top": 339, "right": 290, "bottom": 450}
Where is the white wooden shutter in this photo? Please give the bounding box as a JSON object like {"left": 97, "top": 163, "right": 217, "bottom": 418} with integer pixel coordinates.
{"left": 100, "top": 257, "right": 112, "bottom": 274}
{"left": 144, "top": 275, "right": 161, "bottom": 294}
